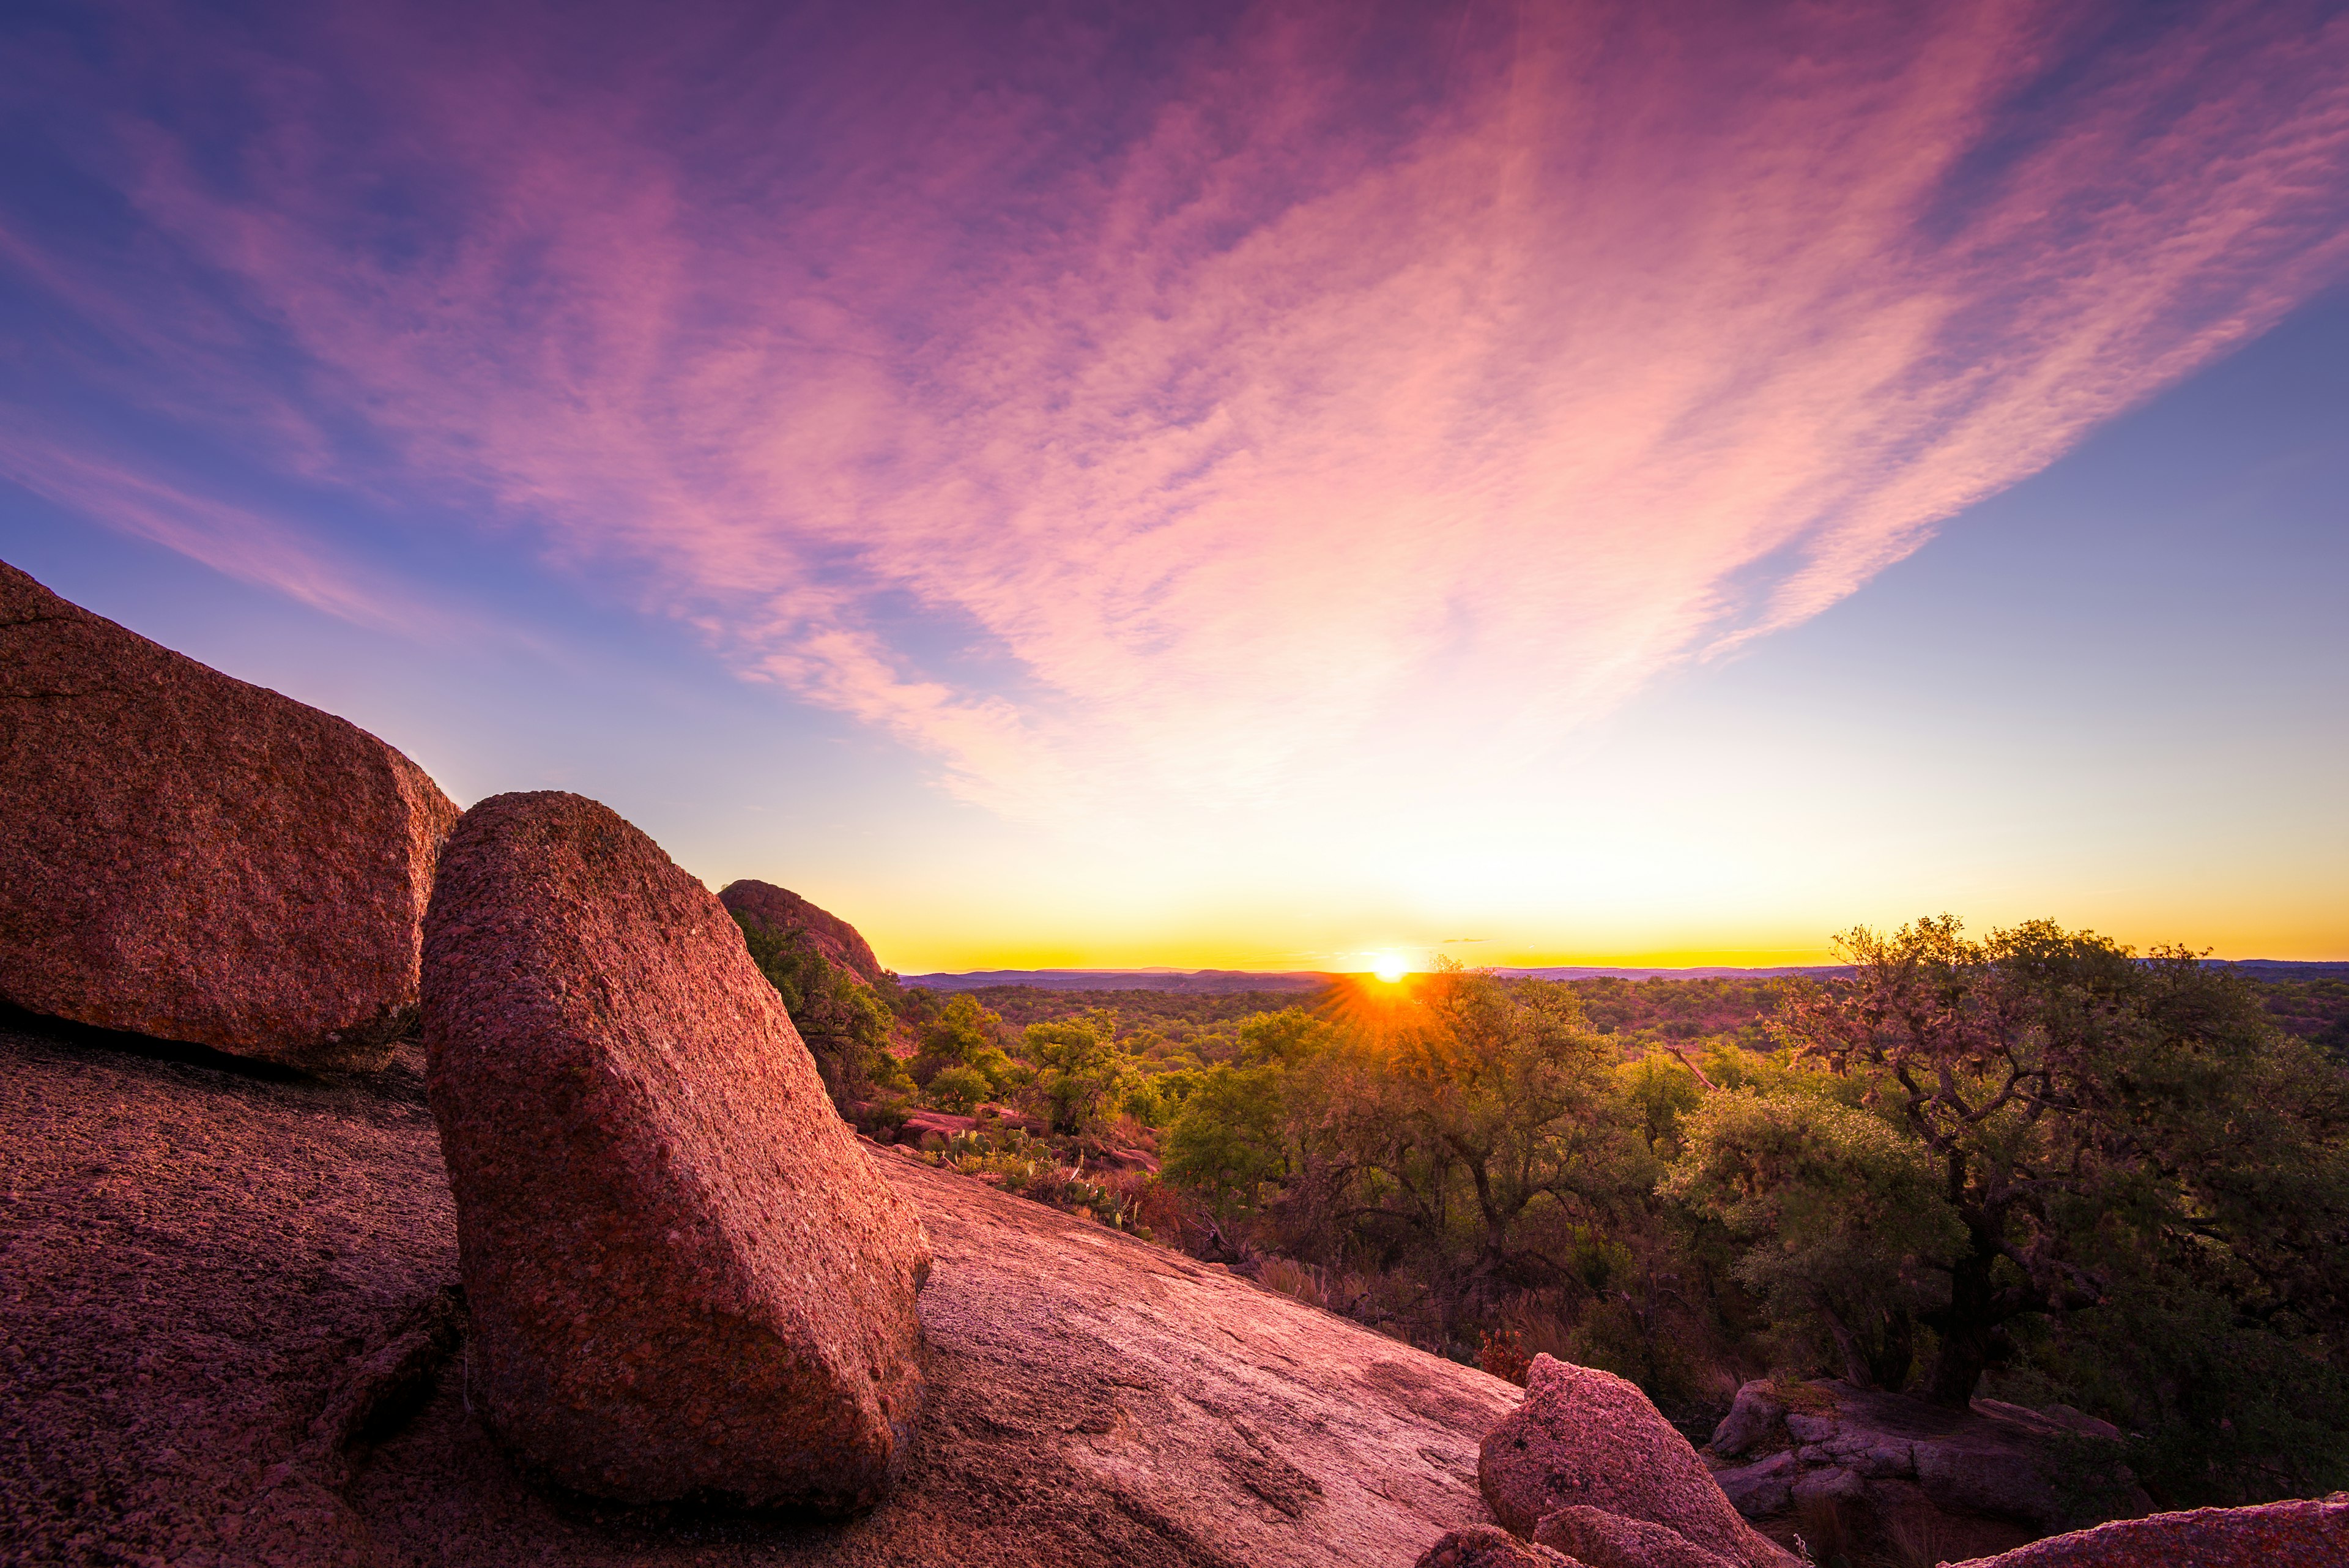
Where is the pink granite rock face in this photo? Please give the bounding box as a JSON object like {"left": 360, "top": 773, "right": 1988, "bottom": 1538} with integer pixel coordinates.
{"left": 1480, "top": 1356, "right": 1799, "bottom": 1568}
{"left": 719, "top": 879, "right": 886, "bottom": 985}
{"left": 421, "top": 792, "right": 931, "bottom": 1512}
{"left": 1946, "top": 1495, "right": 2348, "bottom": 1567}
{"left": 1415, "top": 1525, "right": 1586, "bottom": 1568}
{"left": 1531, "top": 1506, "right": 1737, "bottom": 1568}
{"left": 0, "top": 559, "right": 456, "bottom": 1070}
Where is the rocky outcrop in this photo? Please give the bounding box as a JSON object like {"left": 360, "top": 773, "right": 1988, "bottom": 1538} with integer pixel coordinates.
{"left": 1704, "top": 1378, "right": 2143, "bottom": 1531}
{"left": 0, "top": 1016, "right": 1514, "bottom": 1566}
{"left": 1480, "top": 1355, "right": 1798, "bottom": 1568}
{"left": 1712, "top": 1452, "right": 1797, "bottom": 1518}
{"left": 421, "top": 792, "right": 931, "bottom": 1513}
{"left": 0, "top": 559, "right": 457, "bottom": 1070}
{"left": 1947, "top": 1495, "right": 2349, "bottom": 1566}
{"left": 719, "top": 878, "right": 887, "bottom": 985}
{"left": 1416, "top": 1525, "right": 1583, "bottom": 1567}
{"left": 1707, "top": 1381, "right": 1786, "bottom": 1459}
{"left": 1531, "top": 1505, "right": 1737, "bottom": 1568}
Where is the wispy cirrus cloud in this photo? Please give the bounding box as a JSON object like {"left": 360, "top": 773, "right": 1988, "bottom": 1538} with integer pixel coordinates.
{"left": 6, "top": 0, "right": 2348, "bottom": 819}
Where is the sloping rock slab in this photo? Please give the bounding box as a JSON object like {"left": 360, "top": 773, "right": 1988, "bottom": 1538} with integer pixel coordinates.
{"left": 0, "top": 1018, "right": 1514, "bottom": 1566}
{"left": 1947, "top": 1495, "right": 2348, "bottom": 1566}
{"left": 423, "top": 792, "right": 930, "bottom": 1512}
{"left": 0, "top": 559, "right": 456, "bottom": 1069}
{"left": 1482, "top": 1356, "right": 1797, "bottom": 1568}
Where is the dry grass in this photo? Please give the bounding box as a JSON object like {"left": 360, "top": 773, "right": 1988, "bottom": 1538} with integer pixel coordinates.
{"left": 1882, "top": 1509, "right": 1968, "bottom": 1568}
{"left": 1503, "top": 1298, "right": 1579, "bottom": 1365}
{"left": 1255, "top": 1256, "right": 1327, "bottom": 1307}
{"left": 1793, "top": 1495, "right": 1856, "bottom": 1568}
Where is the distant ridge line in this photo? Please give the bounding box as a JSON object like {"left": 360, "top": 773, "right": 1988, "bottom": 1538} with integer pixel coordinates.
{"left": 894, "top": 959, "right": 2347, "bottom": 994}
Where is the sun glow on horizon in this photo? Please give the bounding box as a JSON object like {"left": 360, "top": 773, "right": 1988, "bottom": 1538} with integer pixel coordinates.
{"left": 1368, "top": 953, "right": 1409, "bottom": 984}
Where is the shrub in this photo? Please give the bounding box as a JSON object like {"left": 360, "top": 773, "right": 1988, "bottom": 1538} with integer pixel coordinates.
{"left": 1477, "top": 1326, "right": 1532, "bottom": 1385}
{"left": 927, "top": 1063, "right": 992, "bottom": 1114}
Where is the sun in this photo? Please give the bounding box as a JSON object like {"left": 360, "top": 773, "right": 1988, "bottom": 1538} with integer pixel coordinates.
{"left": 1368, "top": 953, "right": 1408, "bottom": 984}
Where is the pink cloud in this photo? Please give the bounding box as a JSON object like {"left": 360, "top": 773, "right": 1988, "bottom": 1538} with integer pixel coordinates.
{"left": 15, "top": 0, "right": 2349, "bottom": 817}
{"left": 0, "top": 432, "right": 460, "bottom": 641}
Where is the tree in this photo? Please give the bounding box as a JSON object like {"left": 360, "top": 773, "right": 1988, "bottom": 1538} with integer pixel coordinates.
{"left": 1317, "top": 969, "right": 1631, "bottom": 1318}
{"left": 1777, "top": 916, "right": 2349, "bottom": 1410}
{"left": 1619, "top": 1049, "right": 1704, "bottom": 1155}
{"left": 1163, "top": 1059, "right": 1291, "bottom": 1222}
{"left": 1025, "top": 1010, "right": 1129, "bottom": 1135}
{"left": 1665, "top": 1089, "right": 1965, "bottom": 1389}
{"left": 927, "top": 1063, "right": 993, "bottom": 1115}
{"left": 913, "top": 994, "right": 1017, "bottom": 1097}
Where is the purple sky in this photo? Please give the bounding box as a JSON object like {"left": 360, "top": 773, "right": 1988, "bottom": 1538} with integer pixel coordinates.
{"left": 5, "top": 0, "right": 2347, "bottom": 968}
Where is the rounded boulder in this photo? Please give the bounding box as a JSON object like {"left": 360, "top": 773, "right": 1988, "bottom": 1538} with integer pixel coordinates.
{"left": 421, "top": 791, "right": 930, "bottom": 1512}
{"left": 1479, "top": 1355, "right": 1798, "bottom": 1568}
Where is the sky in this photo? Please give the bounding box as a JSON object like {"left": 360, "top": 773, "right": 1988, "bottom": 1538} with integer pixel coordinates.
{"left": 3, "top": 0, "right": 2346, "bottom": 973}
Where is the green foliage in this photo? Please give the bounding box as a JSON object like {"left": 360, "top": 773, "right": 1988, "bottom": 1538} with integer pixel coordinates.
{"left": 927, "top": 1063, "right": 993, "bottom": 1114}
{"left": 1770, "top": 915, "right": 2349, "bottom": 1422}
{"left": 1236, "top": 1007, "right": 1333, "bottom": 1066}
{"left": 1163, "top": 1059, "right": 1291, "bottom": 1221}
{"left": 733, "top": 912, "right": 907, "bottom": 1105}
{"left": 1025, "top": 1010, "right": 1132, "bottom": 1135}
{"left": 926, "top": 936, "right": 2349, "bottom": 1504}
{"left": 1159, "top": 969, "right": 1642, "bottom": 1328}
{"left": 1664, "top": 1091, "right": 1965, "bottom": 1389}
{"left": 1618, "top": 1050, "right": 1704, "bottom": 1154}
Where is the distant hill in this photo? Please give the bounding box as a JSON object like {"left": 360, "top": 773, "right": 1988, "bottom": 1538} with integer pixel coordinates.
{"left": 902, "top": 959, "right": 2349, "bottom": 992}
{"left": 1490, "top": 964, "right": 1850, "bottom": 980}
{"left": 901, "top": 964, "right": 1853, "bottom": 992}
{"left": 899, "top": 968, "right": 1333, "bottom": 994}
{"left": 2205, "top": 959, "right": 2349, "bottom": 980}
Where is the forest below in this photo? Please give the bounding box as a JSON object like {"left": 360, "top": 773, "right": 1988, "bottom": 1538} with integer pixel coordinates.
{"left": 735, "top": 912, "right": 2349, "bottom": 1515}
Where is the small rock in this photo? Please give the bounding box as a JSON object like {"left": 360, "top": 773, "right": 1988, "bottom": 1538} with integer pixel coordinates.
{"left": 1942, "top": 1495, "right": 2348, "bottom": 1566}
{"left": 1479, "top": 1355, "right": 1799, "bottom": 1567}
{"left": 1532, "top": 1504, "right": 1737, "bottom": 1568}
{"left": 1792, "top": 1466, "right": 1865, "bottom": 1507}
{"left": 1713, "top": 1451, "right": 1797, "bottom": 1520}
{"left": 1414, "top": 1525, "right": 1584, "bottom": 1568}
{"left": 1708, "top": 1381, "right": 1787, "bottom": 1458}
{"left": 1833, "top": 1436, "right": 1915, "bottom": 1479}
{"left": 422, "top": 792, "right": 932, "bottom": 1512}
{"left": 899, "top": 1109, "right": 980, "bottom": 1142}
{"left": 1784, "top": 1411, "right": 1837, "bottom": 1444}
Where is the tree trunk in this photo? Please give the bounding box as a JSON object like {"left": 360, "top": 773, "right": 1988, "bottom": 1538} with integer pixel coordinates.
{"left": 1923, "top": 1235, "right": 2001, "bottom": 1406}
{"left": 1823, "top": 1307, "right": 1876, "bottom": 1389}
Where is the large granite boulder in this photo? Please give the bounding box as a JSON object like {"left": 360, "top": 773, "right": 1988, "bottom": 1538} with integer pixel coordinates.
{"left": 0, "top": 559, "right": 456, "bottom": 1070}
{"left": 1481, "top": 1355, "right": 1797, "bottom": 1568}
{"left": 719, "top": 879, "right": 887, "bottom": 986}
{"left": 1947, "top": 1495, "right": 2349, "bottom": 1566}
{"left": 421, "top": 792, "right": 931, "bottom": 1513}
